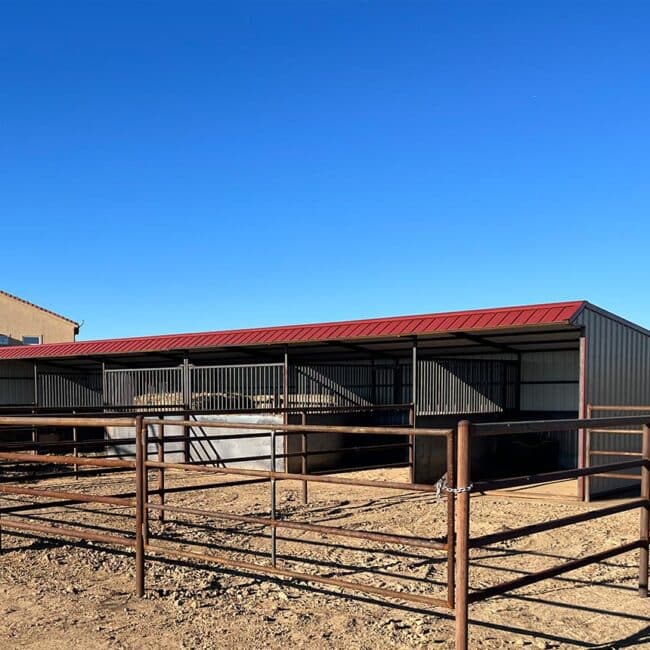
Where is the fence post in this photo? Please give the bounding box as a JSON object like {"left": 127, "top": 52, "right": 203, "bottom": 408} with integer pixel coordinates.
{"left": 135, "top": 415, "right": 145, "bottom": 597}
{"left": 455, "top": 420, "right": 471, "bottom": 650}
{"left": 158, "top": 421, "right": 165, "bottom": 523}
{"left": 300, "top": 411, "right": 308, "bottom": 505}
{"left": 142, "top": 421, "right": 150, "bottom": 546}
{"left": 446, "top": 428, "right": 456, "bottom": 608}
{"left": 640, "top": 423, "right": 650, "bottom": 597}
{"left": 271, "top": 428, "right": 277, "bottom": 567}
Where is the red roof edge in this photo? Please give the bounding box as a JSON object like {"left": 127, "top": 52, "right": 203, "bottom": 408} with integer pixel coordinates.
{"left": 0, "top": 300, "right": 587, "bottom": 361}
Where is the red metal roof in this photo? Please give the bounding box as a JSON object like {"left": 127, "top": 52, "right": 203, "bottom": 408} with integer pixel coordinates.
{"left": 0, "top": 301, "right": 586, "bottom": 361}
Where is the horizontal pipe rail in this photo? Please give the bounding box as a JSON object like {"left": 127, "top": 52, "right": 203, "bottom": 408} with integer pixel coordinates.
{"left": 589, "top": 405, "right": 650, "bottom": 412}
{"left": 0, "top": 451, "right": 135, "bottom": 469}
{"left": 0, "top": 416, "right": 135, "bottom": 427}
{"left": 0, "top": 485, "right": 134, "bottom": 507}
{"left": 146, "top": 502, "right": 447, "bottom": 550}
{"left": 470, "top": 499, "right": 647, "bottom": 548}
{"left": 473, "top": 416, "right": 650, "bottom": 436}
{"left": 467, "top": 540, "right": 642, "bottom": 603}
{"left": 587, "top": 428, "right": 642, "bottom": 435}
{"left": 590, "top": 450, "right": 642, "bottom": 457}
{"left": 144, "top": 542, "right": 451, "bottom": 610}
{"left": 474, "top": 460, "right": 642, "bottom": 492}
{"left": 0, "top": 415, "right": 447, "bottom": 438}
{"left": 1, "top": 518, "right": 136, "bottom": 548}
{"left": 144, "top": 458, "right": 438, "bottom": 493}
{"left": 146, "top": 418, "right": 451, "bottom": 437}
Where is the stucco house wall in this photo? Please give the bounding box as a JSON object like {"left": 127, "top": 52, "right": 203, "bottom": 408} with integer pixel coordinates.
{"left": 0, "top": 290, "right": 78, "bottom": 344}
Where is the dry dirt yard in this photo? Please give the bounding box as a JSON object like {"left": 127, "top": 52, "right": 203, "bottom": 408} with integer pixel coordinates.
{"left": 0, "top": 468, "right": 648, "bottom": 649}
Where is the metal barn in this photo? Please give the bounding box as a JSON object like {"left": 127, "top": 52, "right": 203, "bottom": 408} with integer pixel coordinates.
{"left": 0, "top": 300, "right": 648, "bottom": 499}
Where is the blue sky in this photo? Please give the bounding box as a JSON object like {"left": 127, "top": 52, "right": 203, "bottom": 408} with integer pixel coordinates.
{"left": 1, "top": 1, "right": 649, "bottom": 340}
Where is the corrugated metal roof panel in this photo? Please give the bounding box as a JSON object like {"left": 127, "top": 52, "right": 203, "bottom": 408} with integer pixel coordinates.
{"left": 0, "top": 300, "right": 586, "bottom": 361}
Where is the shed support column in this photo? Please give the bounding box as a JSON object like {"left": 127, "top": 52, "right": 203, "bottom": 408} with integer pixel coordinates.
{"left": 32, "top": 363, "right": 38, "bottom": 455}
{"left": 410, "top": 340, "right": 417, "bottom": 483}
{"left": 283, "top": 346, "right": 289, "bottom": 472}
{"left": 578, "top": 334, "right": 588, "bottom": 501}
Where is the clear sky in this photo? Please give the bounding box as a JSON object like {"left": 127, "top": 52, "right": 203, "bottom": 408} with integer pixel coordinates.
{"left": 1, "top": 1, "right": 648, "bottom": 340}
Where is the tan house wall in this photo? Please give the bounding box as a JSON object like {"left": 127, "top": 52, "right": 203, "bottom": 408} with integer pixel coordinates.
{"left": 0, "top": 293, "right": 77, "bottom": 344}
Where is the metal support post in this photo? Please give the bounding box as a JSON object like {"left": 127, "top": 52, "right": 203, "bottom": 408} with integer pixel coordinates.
{"left": 134, "top": 415, "right": 145, "bottom": 597}
{"left": 271, "top": 428, "right": 277, "bottom": 567}
{"left": 158, "top": 421, "right": 165, "bottom": 523}
{"left": 455, "top": 420, "right": 471, "bottom": 650}
{"left": 301, "top": 411, "right": 308, "bottom": 504}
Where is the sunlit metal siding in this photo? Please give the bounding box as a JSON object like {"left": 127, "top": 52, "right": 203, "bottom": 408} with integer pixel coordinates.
{"left": 0, "top": 361, "right": 34, "bottom": 405}
{"left": 520, "top": 350, "right": 579, "bottom": 411}
{"left": 573, "top": 306, "right": 650, "bottom": 495}
{"left": 519, "top": 350, "right": 580, "bottom": 467}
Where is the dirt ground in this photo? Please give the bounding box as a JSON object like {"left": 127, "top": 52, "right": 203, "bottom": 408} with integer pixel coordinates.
{"left": 0, "top": 467, "right": 648, "bottom": 649}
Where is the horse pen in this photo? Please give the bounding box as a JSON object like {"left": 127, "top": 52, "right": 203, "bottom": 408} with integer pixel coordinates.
{"left": 0, "top": 413, "right": 647, "bottom": 649}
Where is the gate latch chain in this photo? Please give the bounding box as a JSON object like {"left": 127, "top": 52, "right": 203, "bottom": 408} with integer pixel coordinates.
{"left": 435, "top": 473, "right": 473, "bottom": 502}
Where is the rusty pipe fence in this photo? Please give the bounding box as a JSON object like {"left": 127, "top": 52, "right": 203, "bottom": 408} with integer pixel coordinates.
{"left": 453, "top": 415, "right": 650, "bottom": 649}
{"left": 0, "top": 415, "right": 456, "bottom": 611}
{"left": 0, "top": 414, "right": 648, "bottom": 650}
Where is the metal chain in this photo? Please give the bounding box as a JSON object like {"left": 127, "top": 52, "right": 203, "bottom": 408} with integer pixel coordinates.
{"left": 434, "top": 473, "right": 473, "bottom": 502}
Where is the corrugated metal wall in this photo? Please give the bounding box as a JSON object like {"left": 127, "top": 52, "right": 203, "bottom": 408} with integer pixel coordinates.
{"left": 519, "top": 350, "right": 579, "bottom": 467}
{"left": 37, "top": 371, "right": 103, "bottom": 408}
{"left": 520, "top": 350, "right": 579, "bottom": 411}
{"left": 416, "top": 359, "right": 517, "bottom": 415}
{"left": 573, "top": 306, "right": 650, "bottom": 496}
{"left": 0, "top": 361, "right": 34, "bottom": 405}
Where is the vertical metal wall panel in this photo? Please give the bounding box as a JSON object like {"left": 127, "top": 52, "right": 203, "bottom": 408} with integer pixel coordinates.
{"left": 415, "top": 359, "right": 517, "bottom": 415}
{"left": 289, "top": 364, "right": 374, "bottom": 409}
{"left": 37, "top": 371, "right": 103, "bottom": 408}
{"left": 519, "top": 350, "right": 580, "bottom": 466}
{"left": 0, "top": 361, "right": 34, "bottom": 405}
{"left": 573, "top": 306, "right": 650, "bottom": 496}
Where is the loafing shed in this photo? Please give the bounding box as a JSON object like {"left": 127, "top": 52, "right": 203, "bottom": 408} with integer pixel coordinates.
{"left": 0, "top": 300, "right": 648, "bottom": 499}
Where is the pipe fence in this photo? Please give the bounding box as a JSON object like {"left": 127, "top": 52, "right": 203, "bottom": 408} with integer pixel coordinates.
{"left": 0, "top": 414, "right": 648, "bottom": 650}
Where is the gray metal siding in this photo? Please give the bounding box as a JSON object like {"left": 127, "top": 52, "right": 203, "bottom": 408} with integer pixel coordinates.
{"left": 573, "top": 306, "right": 650, "bottom": 496}
{"left": 519, "top": 350, "right": 579, "bottom": 411}
{"left": 0, "top": 361, "right": 34, "bottom": 405}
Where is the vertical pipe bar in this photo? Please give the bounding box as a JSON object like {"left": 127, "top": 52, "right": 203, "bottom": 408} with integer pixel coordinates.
{"left": 446, "top": 428, "right": 456, "bottom": 608}
{"left": 301, "top": 411, "right": 308, "bottom": 504}
{"left": 271, "top": 428, "right": 277, "bottom": 567}
{"left": 455, "top": 420, "right": 471, "bottom": 650}
{"left": 134, "top": 415, "right": 145, "bottom": 597}
{"left": 578, "top": 334, "right": 588, "bottom": 500}
{"left": 283, "top": 347, "right": 289, "bottom": 471}
{"left": 515, "top": 353, "right": 522, "bottom": 414}
{"left": 142, "top": 421, "right": 150, "bottom": 545}
{"left": 72, "top": 408, "right": 79, "bottom": 480}
{"left": 158, "top": 420, "right": 165, "bottom": 523}
{"left": 640, "top": 423, "right": 650, "bottom": 597}
{"left": 410, "top": 340, "right": 417, "bottom": 484}
{"left": 101, "top": 362, "right": 106, "bottom": 408}
{"left": 32, "top": 363, "right": 38, "bottom": 455}
{"left": 184, "top": 412, "right": 191, "bottom": 464}
{"left": 183, "top": 357, "right": 191, "bottom": 410}
{"left": 585, "top": 404, "right": 592, "bottom": 503}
